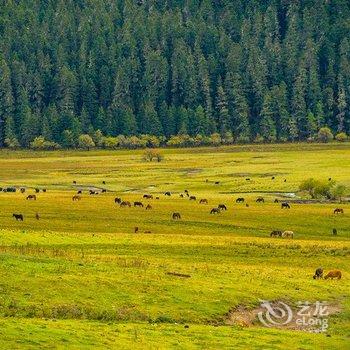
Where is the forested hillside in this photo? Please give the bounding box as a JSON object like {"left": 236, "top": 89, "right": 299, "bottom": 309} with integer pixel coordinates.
{"left": 0, "top": 0, "right": 349, "bottom": 148}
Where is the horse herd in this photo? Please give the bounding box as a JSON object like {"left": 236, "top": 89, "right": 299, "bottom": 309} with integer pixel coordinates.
{"left": 6, "top": 185, "right": 346, "bottom": 238}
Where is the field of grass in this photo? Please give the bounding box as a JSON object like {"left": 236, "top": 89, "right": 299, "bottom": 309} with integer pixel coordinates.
{"left": 0, "top": 143, "right": 349, "bottom": 349}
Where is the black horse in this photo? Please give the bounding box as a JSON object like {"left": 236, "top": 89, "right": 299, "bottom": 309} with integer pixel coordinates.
{"left": 13, "top": 214, "right": 24, "bottom": 221}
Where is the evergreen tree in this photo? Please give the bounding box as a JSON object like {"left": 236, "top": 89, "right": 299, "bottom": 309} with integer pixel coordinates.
{"left": 0, "top": 59, "right": 14, "bottom": 146}
{"left": 259, "top": 92, "right": 277, "bottom": 142}
{"left": 216, "top": 80, "right": 230, "bottom": 135}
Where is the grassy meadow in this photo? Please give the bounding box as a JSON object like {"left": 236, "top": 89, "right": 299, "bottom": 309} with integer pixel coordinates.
{"left": 0, "top": 143, "right": 349, "bottom": 349}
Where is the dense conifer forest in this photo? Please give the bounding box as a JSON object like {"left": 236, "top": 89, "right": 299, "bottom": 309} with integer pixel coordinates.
{"left": 0, "top": 0, "right": 349, "bottom": 148}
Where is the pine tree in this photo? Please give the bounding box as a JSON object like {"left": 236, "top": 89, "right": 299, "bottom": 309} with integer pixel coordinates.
{"left": 216, "top": 80, "right": 230, "bottom": 135}
{"left": 0, "top": 59, "right": 14, "bottom": 146}
{"left": 141, "top": 101, "right": 163, "bottom": 135}
{"left": 270, "top": 82, "right": 290, "bottom": 141}
{"left": 259, "top": 92, "right": 277, "bottom": 142}
{"left": 225, "top": 72, "right": 250, "bottom": 141}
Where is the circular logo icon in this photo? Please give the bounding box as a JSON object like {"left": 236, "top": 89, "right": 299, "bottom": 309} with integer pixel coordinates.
{"left": 258, "top": 300, "right": 293, "bottom": 327}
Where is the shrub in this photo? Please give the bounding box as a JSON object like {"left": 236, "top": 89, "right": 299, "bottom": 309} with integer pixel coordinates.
{"left": 78, "top": 134, "right": 95, "bottom": 150}
{"left": 140, "top": 135, "right": 161, "bottom": 148}
{"left": 335, "top": 132, "right": 348, "bottom": 142}
{"left": 4, "top": 137, "right": 20, "bottom": 149}
{"left": 123, "top": 136, "right": 147, "bottom": 149}
{"left": 30, "top": 136, "right": 60, "bottom": 150}
{"left": 101, "top": 136, "right": 119, "bottom": 149}
{"left": 299, "top": 178, "right": 340, "bottom": 199}
{"left": 330, "top": 184, "right": 347, "bottom": 201}
{"left": 92, "top": 130, "right": 104, "bottom": 147}
{"left": 208, "top": 133, "right": 222, "bottom": 146}
{"left": 222, "top": 131, "right": 234, "bottom": 145}
{"left": 143, "top": 149, "right": 164, "bottom": 162}
{"left": 317, "top": 127, "right": 333, "bottom": 143}
{"left": 253, "top": 134, "right": 264, "bottom": 144}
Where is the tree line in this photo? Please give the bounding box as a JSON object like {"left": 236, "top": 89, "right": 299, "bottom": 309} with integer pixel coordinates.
{"left": 0, "top": 0, "right": 349, "bottom": 149}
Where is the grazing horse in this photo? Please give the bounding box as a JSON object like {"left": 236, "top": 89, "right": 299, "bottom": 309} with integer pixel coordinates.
{"left": 164, "top": 192, "right": 171, "bottom": 196}
{"left": 20, "top": 188, "right": 26, "bottom": 193}
{"left": 73, "top": 180, "right": 77, "bottom": 184}
{"left": 134, "top": 201, "right": 144, "bottom": 208}
{"left": 189, "top": 196, "right": 196, "bottom": 201}
{"left": 35, "top": 213, "right": 40, "bottom": 220}
{"left": 218, "top": 204, "right": 227, "bottom": 211}
{"left": 184, "top": 190, "right": 189, "bottom": 194}
{"left": 35, "top": 188, "right": 40, "bottom": 193}
{"left": 334, "top": 208, "right": 344, "bottom": 214}
{"left": 270, "top": 230, "right": 282, "bottom": 238}
{"left": 210, "top": 208, "right": 221, "bottom": 214}
{"left": 114, "top": 197, "right": 122, "bottom": 204}
{"left": 282, "top": 231, "right": 294, "bottom": 239}
{"left": 120, "top": 201, "right": 131, "bottom": 208}
{"left": 284, "top": 179, "right": 287, "bottom": 182}
{"left": 274, "top": 199, "right": 279, "bottom": 203}
{"left": 26, "top": 195, "right": 37, "bottom": 201}
{"left": 146, "top": 204, "right": 152, "bottom": 210}
{"left": 215, "top": 181, "right": 220, "bottom": 185}
{"left": 42, "top": 189, "right": 47, "bottom": 193}
{"left": 143, "top": 194, "right": 153, "bottom": 199}
{"left": 101, "top": 189, "right": 107, "bottom": 193}
{"left": 281, "top": 202, "right": 290, "bottom": 209}
{"left": 313, "top": 268, "right": 324, "bottom": 280}
{"left": 199, "top": 199, "right": 208, "bottom": 204}
{"left": 236, "top": 198, "right": 245, "bottom": 203}
{"left": 324, "top": 270, "right": 342, "bottom": 280}
{"left": 332, "top": 228, "right": 338, "bottom": 236}
{"left": 134, "top": 227, "right": 139, "bottom": 233}
{"left": 156, "top": 197, "right": 160, "bottom": 200}
{"left": 180, "top": 194, "right": 184, "bottom": 198}
{"left": 271, "top": 176, "right": 275, "bottom": 180}
{"left": 13, "top": 214, "right": 24, "bottom": 221}
{"left": 77, "top": 190, "right": 82, "bottom": 194}
{"left": 172, "top": 212, "right": 181, "bottom": 220}
{"left": 72, "top": 195, "right": 81, "bottom": 201}
{"left": 256, "top": 197, "right": 265, "bottom": 203}
{"left": 246, "top": 178, "right": 251, "bottom": 181}
{"left": 102, "top": 181, "right": 106, "bottom": 185}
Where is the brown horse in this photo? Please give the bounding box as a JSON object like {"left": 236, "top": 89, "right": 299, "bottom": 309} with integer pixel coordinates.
{"left": 189, "top": 196, "right": 196, "bottom": 201}
{"left": 134, "top": 202, "right": 144, "bottom": 207}
{"left": 210, "top": 208, "right": 220, "bottom": 214}
{"left": 72, "top": 195, "right": 81, "bottom": 201}
{"left": 281, "top": 202, "right": 290, "bottom": 209}
{"left": 218, "top": 204, "right": 227, "bottom": 211}
{"left": 324, "top": 270, "right": 342, "bottom": 280}
{"left": 146, "top": 204, "right": 152, "bottom": 210}
{"left": 143, "top": 194, "right": 153, "bottom": 199}
{"left": 334, "top": 208, "right": 344, "bottom": 214}
{"left": 26, "top": 195, "right": 37, "bottom": 201}
{"left": 172, "top": 212, "right": 181, "bottom": 220}
{"left": 199, "top": 199, "right": 208, "bottom": 204}
{"left": 120, "top": 201, "right": 131, "bottom": 208}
